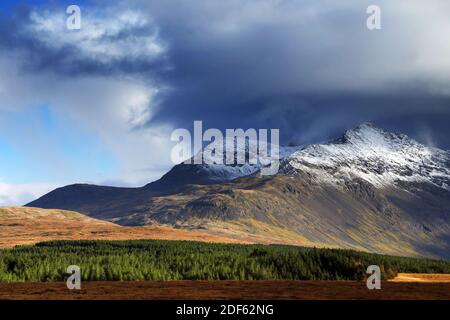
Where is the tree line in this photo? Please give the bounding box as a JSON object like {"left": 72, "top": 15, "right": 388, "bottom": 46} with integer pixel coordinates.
{"left": 0, "top": 240, "right": 449, "bottom": 282}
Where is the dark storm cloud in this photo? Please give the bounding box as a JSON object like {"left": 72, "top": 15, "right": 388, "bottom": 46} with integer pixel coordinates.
{"left": 2, "top": 0, "right": 450, "bottom": 148}
{"left": 140, "top": 0, "right": 450, "bottom": 148}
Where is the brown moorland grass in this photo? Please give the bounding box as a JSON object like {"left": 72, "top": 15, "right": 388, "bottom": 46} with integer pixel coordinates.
{"left": 1, "top": 280, "right": 450, "bottom": 300}
{"left": 0, "top": 207, "right": 243, "bottom": 248}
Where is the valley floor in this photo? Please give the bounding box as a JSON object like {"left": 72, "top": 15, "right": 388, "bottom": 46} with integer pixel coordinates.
{"left": 1, "top": 279, "right": 450, "bottom": 300}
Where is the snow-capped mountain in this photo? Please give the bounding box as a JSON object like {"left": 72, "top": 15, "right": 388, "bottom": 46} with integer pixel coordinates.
{"left": 283, "top": 123, "right": 450, "bottom": 190}
{"left": 157, "top": 139, "right": 302, "bottom": 185}
{"left": 161, "top": 122, "right": 450, "bottom": 189}
{"left": 196, "top": 142, "right": 301, "bottom": 182}
{"left": 27, "top": 123, "right": 450, "bottom": 259}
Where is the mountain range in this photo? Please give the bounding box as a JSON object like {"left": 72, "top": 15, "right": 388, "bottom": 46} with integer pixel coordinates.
{"left": 26, "top": 123, "right": 450, "bottom": 259}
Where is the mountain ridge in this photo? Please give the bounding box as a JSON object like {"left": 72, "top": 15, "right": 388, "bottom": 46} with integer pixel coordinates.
{"left": 284, "top": 122, "right": 450, "bottom": 189}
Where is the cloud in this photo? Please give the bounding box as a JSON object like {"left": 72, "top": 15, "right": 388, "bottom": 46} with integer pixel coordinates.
{"left": 0, "top": 181, "right": 60, "bottom": 206}
{"left": 3, "top": 0, "right": 450, "bottom": 145}
{"left": 134, "top": 0, "right": 450, "bottom": 146}
{"left": 0, "top": 3, "right": 177, "bottom": 189}
{"left": 0, "top": 4, "right": 169, "bottom": 77}
{"left": 27, "top": 9, "right": 163, "bottom": 59}
{"left": 0, "top": 55, "right": 175, "bottom": 185}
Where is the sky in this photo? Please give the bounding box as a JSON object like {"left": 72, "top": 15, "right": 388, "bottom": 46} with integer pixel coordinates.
{"left": 0, "top": 0, "right": 450, "bottom": 205}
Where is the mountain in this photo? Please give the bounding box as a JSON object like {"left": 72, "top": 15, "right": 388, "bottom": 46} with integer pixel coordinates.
{"left": 26, "top": 123, "right": 450, "bottom": 258}
{"left": 154, "top": 139, "right": 301, "bottom": 186}
{"left": 26, "top": 142, "right": 301, "bottom": 220}
{"left": 283, "top": 122, "right": 450, "bottom": 189}
{"left": 0, "top": 207, "right": 240, "bottom": 248}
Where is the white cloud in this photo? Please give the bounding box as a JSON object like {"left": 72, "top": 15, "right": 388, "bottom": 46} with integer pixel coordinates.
{"left": 27, "top": 8, "right": 165, "bottom": 63}
{"left": 0, "top": 55, "right": 175, "bottom": 186}
{"left": 0, "top": 5, "right": 176, "bottom": 202}
{"left": 0, "top": 181, "right": 60, "bottom": 206}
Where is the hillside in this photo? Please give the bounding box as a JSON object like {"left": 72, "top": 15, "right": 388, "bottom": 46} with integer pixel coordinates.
{"left": 0, "top": 207, "right": 240, "bottom": 248}
{"left": 26, "top": 123, "right": 450, "bottom": 259}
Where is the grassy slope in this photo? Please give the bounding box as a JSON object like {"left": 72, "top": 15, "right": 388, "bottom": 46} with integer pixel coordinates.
{"left": 0, "top": 207, "right": 241, "bottom": 248}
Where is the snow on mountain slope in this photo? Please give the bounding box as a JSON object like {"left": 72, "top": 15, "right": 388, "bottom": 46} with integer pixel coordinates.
{"left": 179, "top": 139, "right": 302, "bottom": 183}
{"left": 165, "top": 123, "right": 450, "bottom": 187}
{"left": 285, "top": 123, "right": 450, "bottom": 189}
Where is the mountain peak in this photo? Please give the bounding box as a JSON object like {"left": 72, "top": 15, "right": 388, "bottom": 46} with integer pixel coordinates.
{"left": 286, "top": 123, "right": 450, "bottom": 189}
{"left": 340, "top": 122, "right": 407, "bottom": 147}
{"left": 350, "top": 121, "right": 378, "bottom": 131}
{"left": 344, "top": 122, "right": 382, "bottom": 139}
